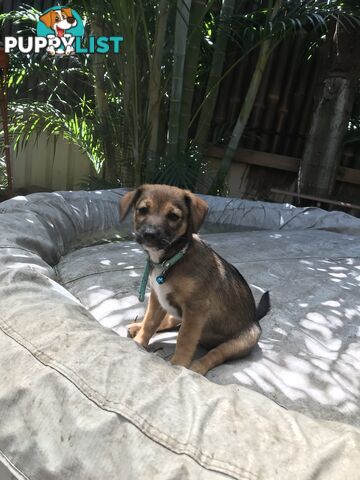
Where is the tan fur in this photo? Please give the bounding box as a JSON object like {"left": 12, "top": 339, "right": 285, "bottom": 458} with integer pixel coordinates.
{"left": 128, "top": 314, "right": 180, "bottom": 339}
{"left": 120, "top": 184, "right": 264, "bottom": 374}
{"left": 39, "top": 10, "right": 57, "bottom": 28}
{"left": 130, "top": 292, "right": 166, "bottom": 346}
{"left": 62, "top": 7, "right": 73, "bottom": 18}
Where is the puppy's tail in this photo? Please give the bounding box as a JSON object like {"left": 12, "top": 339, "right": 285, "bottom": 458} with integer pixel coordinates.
{"left": 256, "top": 291, "right": 270, "bottom": 321}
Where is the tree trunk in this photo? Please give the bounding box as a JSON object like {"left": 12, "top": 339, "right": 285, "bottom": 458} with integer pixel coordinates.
{"left": 177, "top": 0, "right": 206, "bottom": 153}
{"left": 146, "top": 0, "right": 169, "bottom": 180}
{"left": 299, "top": 77, "right": 355, "bottom": 197}
{"left": 208, "top": 40, "right": 272, "bottom": 194}
{"left": 167, "top": 0, "right": 192, "bottom": 159}
{"left": 299, "top": 24, "right": 360, "bottom": 198}
{"left": 92, "top": 19, "right": 116, "bottom": 180}
{"left": 194, "top": 0, "right": 236, "bottom": 155}
{"left": 208, "top": 0, "right": 282, "bottom": 194}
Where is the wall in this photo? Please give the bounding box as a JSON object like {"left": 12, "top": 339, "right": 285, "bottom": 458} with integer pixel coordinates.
{"left": 11, "top": 135, "right": 91, "bottom": 191}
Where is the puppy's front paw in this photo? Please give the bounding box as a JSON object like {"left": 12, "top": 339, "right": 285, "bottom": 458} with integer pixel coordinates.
{"left": 127, "top": 322, "right": 142, "bottom": 338}
{"left": 133, "top": 332, "right": 150, "bottom": 348}
{"left": 190, "top": 359, "right": 209, "bottom": 376}
{"left": 65, "top": 45, "right": 75, "bottom": 55}
{"left": 170, "top": 355, "right": 191, "bottom": 368}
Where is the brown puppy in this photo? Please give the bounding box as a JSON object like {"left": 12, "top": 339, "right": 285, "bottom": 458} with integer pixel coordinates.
{"left": 120, "top": 184, "right": 270, "bottom": 375}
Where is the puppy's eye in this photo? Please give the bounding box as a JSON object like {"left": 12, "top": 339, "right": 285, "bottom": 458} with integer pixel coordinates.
{"left": 137, "top": 207, "right": 149, "bottom": 215}
{"left": 62, "top": 14, "right": 66, "bottom": 20}
{"left": 167, "top": 212, "right": 180, "bottom": 222}
{"left": 55, "top": 16, "right": 60, "bottom": 21}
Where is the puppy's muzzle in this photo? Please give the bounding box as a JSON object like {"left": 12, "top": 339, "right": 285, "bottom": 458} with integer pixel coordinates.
{"left": 135, "top": 225, "right": 168, "bottom": 249}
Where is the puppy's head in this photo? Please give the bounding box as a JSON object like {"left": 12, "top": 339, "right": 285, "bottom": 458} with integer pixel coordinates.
{"left": 119, "top": 184, "right": 208, "bottom": 251}
{"left": 39, "top": 8, "right": 77, "bottom": 32}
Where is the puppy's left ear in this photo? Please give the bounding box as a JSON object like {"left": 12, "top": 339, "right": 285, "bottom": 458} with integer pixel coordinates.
{"left": 62, "top": 7, "right": 73, "bottom": 17}
{"left": 39, "top": 11, "right": 53, "bottom": 28}
{"left": 185, "top": 192, "right": 208, "bottom": 232}
{"left": 119, "top": 188, "right": 142, "bottom": 221}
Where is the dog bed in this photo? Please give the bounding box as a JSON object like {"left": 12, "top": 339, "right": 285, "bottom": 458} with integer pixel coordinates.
{"left": 0, "top": 189, "right": 359, "bottom": 480}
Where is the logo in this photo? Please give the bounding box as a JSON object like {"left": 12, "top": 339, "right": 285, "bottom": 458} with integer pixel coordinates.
{"left": 5, "top": 5, "right": 123, "bottom": 55}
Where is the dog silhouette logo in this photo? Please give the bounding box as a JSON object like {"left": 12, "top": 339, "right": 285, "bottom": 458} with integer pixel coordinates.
{"left": 37, "top": 6, "right": 84, "bottom": 55}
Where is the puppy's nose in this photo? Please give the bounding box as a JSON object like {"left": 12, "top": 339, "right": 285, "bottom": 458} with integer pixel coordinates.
{"left": 142, "top": 226, "right": 161, "bottom": 242}
{"left": 67, "top": 16, "right": 76, "bottom": 24}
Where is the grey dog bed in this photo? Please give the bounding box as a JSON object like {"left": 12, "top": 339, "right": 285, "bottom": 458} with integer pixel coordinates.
{"left": 0, "top": 189, "right": 359, "bottom": 480}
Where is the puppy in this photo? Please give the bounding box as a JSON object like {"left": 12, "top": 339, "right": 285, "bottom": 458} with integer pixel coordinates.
{"left": 39, "top": 8, "right": 77, "bottom": 55}
{"left": 120, "top": 184, "right": 270, "bottom": 375}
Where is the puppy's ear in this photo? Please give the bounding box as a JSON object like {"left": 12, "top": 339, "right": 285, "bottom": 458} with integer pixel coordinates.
{"left": 185, "top": 192, "right": 208, "bottom": 232}
{"left": 62, "top": 7, "right": 73, "bottom": 18}
{"left": 119, "top": 188, "right": 143, "bottom": 221}
{"left": 39, "top": 11, "right": 54, "bottom": 28}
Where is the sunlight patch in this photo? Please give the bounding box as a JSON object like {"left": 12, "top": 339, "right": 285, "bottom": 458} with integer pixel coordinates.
{"left": 322, "top": 300, "right": 340, "bottom": 307}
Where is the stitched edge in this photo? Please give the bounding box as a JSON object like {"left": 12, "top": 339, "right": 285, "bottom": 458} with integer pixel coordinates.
{"left": 0, "top": 449, "right": 30, "bottom": 480}
{"left": 0, "top": 320, "right": 258, "bottom": 480}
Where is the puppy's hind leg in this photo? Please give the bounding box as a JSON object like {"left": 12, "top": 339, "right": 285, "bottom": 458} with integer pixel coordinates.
{"left": 190, "top": 324, "right": 261, "bottom": 376}
{"left": 157, "top": 314, "right": 182, "bottom": 332}
{"left": 170, "top": 309, "right": 206, "bottom": 368}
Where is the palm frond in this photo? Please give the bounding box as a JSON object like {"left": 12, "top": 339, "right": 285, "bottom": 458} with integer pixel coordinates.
{"left": 219, "top": 0, "right": 360, "bottom": 51}
{"left": 77, "top": 175, "right": 122, "bottom": 190}
{"left": 9, "top": 101, "right": 104, "bottom": 171}
{"left": 155, "top": 147, "right": 209, "bottom": 190}
{"left": 0, "top": 4, "right": 39, "bottom": 30}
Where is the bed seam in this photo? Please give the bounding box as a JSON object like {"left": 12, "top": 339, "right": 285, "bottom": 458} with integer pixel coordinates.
{"left": 0, "top": 320, "right": 257, "bottom": 480}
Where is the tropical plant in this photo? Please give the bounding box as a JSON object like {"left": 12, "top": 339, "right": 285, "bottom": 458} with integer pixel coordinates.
{"left": 1, "top": 2, "right": 136, "bottom": 185}
{"left": 1, "top": 0, "right": 360, "bottom": 194}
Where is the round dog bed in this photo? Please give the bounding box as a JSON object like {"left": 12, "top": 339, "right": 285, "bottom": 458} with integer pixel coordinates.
{"left": 0, "top": 189, "right": 359, "bottom": 480}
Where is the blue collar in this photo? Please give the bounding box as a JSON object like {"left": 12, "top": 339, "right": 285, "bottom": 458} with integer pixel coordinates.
{"left": 138, "top": 243, "right": 190, "bottom": 302}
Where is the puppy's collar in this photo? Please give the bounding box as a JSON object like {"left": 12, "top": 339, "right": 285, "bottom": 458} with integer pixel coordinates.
{"left": 138, "top": 243, "right": 190, "bottom": 302}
